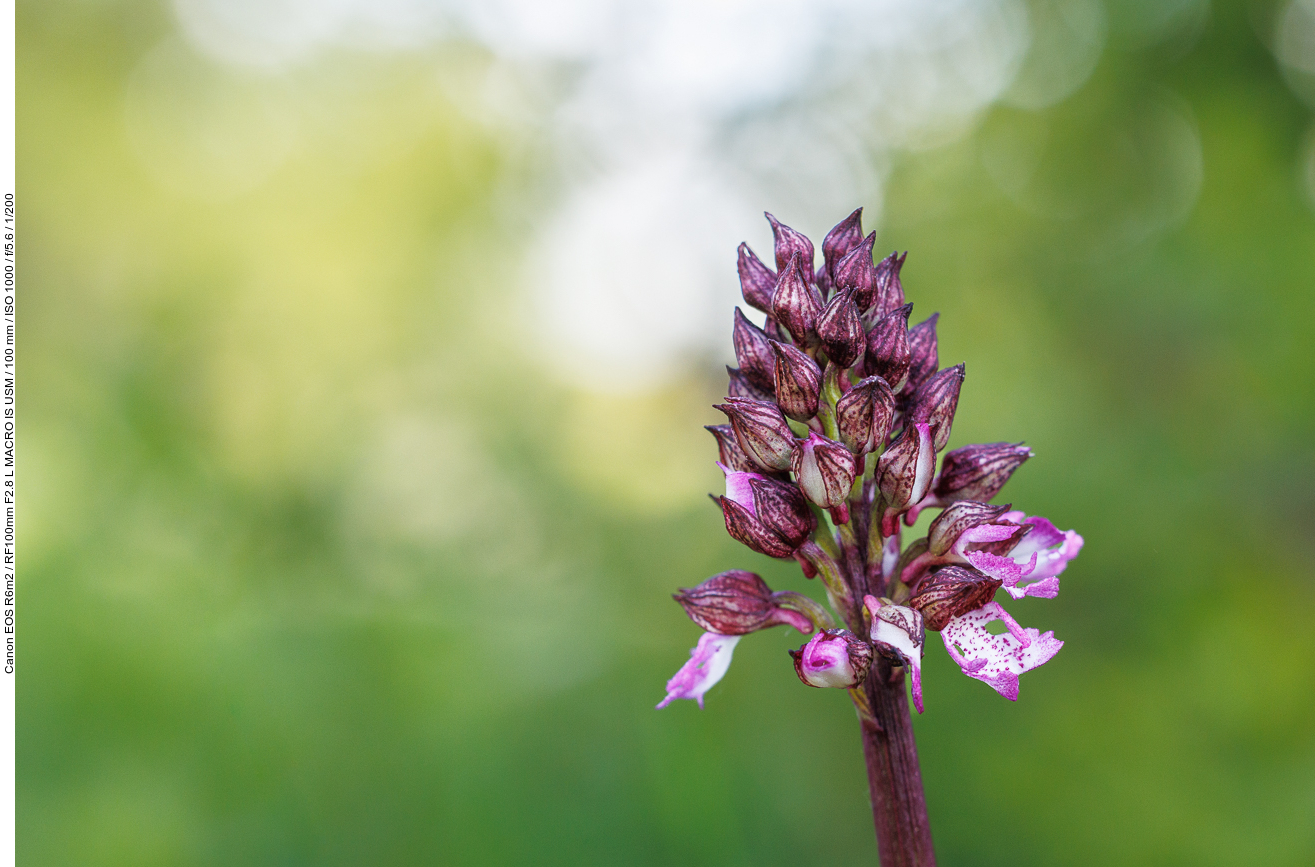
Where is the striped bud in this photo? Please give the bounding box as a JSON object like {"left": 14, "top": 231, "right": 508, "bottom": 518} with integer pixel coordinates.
{"left": 772, "top": 341, "right": 822, "bottom": 421}
{"left": 816, "top": 289, "right": 865, "bottom": 369}
{"left": 766, "top": 212, "right": 815, "bottom": 274}
{"left": 771, "top": 253, "right": 824, "bottom": 345}
{"left": 933, "top": 442, "right": 1033, "bottom": 504}
{"left": 732, "top": 307, "right": 777, "bottom": 392}
{"left": 908, "top": 363, "right": 965, "bottom": 452}
{"left": 907, "top": 565, "right": 1002, "bottom": 631}
{"left": 716, "top": 398, "right": 796, "bottom": 472}
{"left": 864, "top": 304, "right": 912, "bottom": 391}
{"left": 834, "top": 232, "right": 879, "bottom": 310}
{"left": 877, "top": 423, "right": 934, "bottom": 513}
{"left": 737, "top": 243, "right": 777, "bottom": 314}
{"left": 835, "top": 375, "right": 895, "bottom": 457}
{"left": 904, "top": 313, "right": 940, "bottom": 396}
{"left": 674, "top": 570, "right": 813, "bottom": 635}
{"left": 791, "top": 431, "right": 859, "bottom": 514}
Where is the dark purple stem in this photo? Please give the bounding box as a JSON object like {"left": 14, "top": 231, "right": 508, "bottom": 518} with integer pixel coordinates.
{"left": 859, "top": 658, "right": 936, "bottom": 866}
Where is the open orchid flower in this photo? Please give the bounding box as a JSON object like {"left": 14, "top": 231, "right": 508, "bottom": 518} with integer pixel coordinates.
{"left": 656, "top": 632, "right": 742, "bottom": 709}
{"left": 940, "top": 602, "right": 1064, "bottom": 701}
{"left": 963, "top": 511, "right": 1083, "bottom": 600}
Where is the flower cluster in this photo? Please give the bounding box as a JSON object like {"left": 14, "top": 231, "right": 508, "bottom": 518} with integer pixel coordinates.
{"left": 658, "top": 209, "right": 1083, "bottom": 712}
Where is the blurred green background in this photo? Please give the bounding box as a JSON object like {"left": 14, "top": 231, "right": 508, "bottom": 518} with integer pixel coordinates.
{"left": 18, "top": 0, "right": 1315, "bottom": 864}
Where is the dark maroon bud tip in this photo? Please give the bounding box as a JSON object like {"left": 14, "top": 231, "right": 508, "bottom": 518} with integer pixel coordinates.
{"left": 705, "top": 424, "right": 760, "bottom": 474}
{"left": 863, "top": 304, "right": 913, "bottom": 392}
{"left": 822, "top": 209, "right": 865, "bottom": 278}
{"left": 765, "top": 212, "right": 816, "bottom": 275}
{"left": 716, "top": 398, "right": 796, "bottom": 472}
{"left": 749, "top": 477, "right": 817, "bottom": 545}
{"left": 908, "top": 565, "right": 1002, "bottom": 631}
{"left": 674, "top": 570, "right": 811, "bottom": 635}
{"left": 771, "top": 253, "right": 824, "bottom": 345}
{"left": 903, "top": 312, "right": 940, "bottom": 396}
{"left": 817, "top": 289, "right": 865, "bottom": 369}
{"left": 834, "top": 232, "right": 878, "bottom": 310}
{"left": 908, "top": 362, "right": 965, "bottom": 453}
{"left": 737, "top": 243, "right": 777, "bottom": 314}
{"left": 873, "top": 250, "right": 907, "bottom": 313}
{"left": 718, "top": 495, "right": 796, "bottom": 558}
{"left": 771, "top": 341, "right": 822, "bottom": 421}
{"left": 732, "top": 307, "right": 778, "bottom": 392}
{"left": 835, "top": 375, "right": 895, "bottom": 456}
{"left": 726, "top": 366, "right": 773, "bottom": 402}
{"left": 933, "top": 442, "right": 1033, "bottom": 503}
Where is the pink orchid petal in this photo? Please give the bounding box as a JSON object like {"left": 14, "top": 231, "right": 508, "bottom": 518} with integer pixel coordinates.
{"left": 718, "top": 462, "right": 766, "bottom": 514}
{"left": 864, "top": 596, "right": 926, "bottom": 713}
{"left": 941, "top": 602, "right": 1063, "bottom": 701}
{"left": 965, "top": 549, "right": 1037, "bottom": 585}
{"left": 656, "top": 633, "right": 741, "bottom": 709}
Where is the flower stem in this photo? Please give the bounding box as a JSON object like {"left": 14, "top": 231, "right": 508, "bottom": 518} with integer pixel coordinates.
{"left": 857, "top": 658, "right": 936, "bottom": 866}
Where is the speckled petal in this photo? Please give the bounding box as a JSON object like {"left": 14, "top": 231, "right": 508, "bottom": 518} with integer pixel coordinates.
{"left": 940, "top": 603, "right": 1062, "bottom": 701}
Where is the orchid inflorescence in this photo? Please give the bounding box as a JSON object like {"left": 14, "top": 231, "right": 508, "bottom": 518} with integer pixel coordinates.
{"left": 657, "top": 209, "right": 1083, "bottom": 715}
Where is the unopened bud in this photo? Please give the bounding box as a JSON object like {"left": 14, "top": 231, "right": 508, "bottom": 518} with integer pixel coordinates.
{"left": 771, "top": 253, "right": 824, "bottom": 345}
{"left": 877, "top": 423, "right": 934, "bottom": 513}
{"left": 772, "top": 341, "right": 822, "bottom": 421}
{"left": 907, "top": 565, "right": 1002, "bottom": 631}
{"left": 766, "top": 212, "right": 815, "bottom": 274}
{"left": 717, "top": 474, "right": 815, "bottom": 558}
{"left": 821, "top": 208, "right": 865, "bottom": 285}
{"left": 908, "top": 363, "right": 964, "bottom": 452}
{"left": 726, "top": 366, "right": 772, "bottom": 402}
{"left": 675, "top": 570, "right": 813, "bottom": 635}
{"left": 737, "top": 243, "right": 777, "bottom": 314}
{"left": 904, "top": 313, "right": 939, "bottom": 396}
{"left": 863, "top": 595, "right": 926, "bottom": 712}
{"left": 864, "top": 304, "right": 912, "bottom": 391}
{"left": 748, "top": 476, "right": 817, "bottom": 547}
{"left": 705, "top": 424, "right": 759, "bottom": 474}
{"left": 834, "top": 232, "right": 879, "bottom": 310}
{"left": 816, "top": 290, "right": 865, "bottom": 369}
{"left": 789, "top": 629, "right": 873, "bottom": 688}
{"left": 873, "top": 251, "right": 907, "bottom": 313}
{"left": 716, "top": 398, "right": 796, "bottom": 472}
{"left": 835, "top": 375, "right": 895, "bottom": 456}
{"left": 927, "top": 501, "right": 1011, "bottom": 557}
{"left": 791, "top": 431, "right": 859, "bottom": 514}
{"left": 732, "top": 308, "right": 777, "bottom": 392}
{"left": 933, "top": 442, "right": 1032, "bottom": 504}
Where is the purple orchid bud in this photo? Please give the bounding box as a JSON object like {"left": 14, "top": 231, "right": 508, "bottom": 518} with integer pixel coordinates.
{"left": 726, "top": 366, "right": 773, "bottom": 402}
{"left": 657, "top": 631, "right": 742, "bottom": 709}
{"left": 872, "top": 251, "right": 907, "bottom": 313}
{"left": 733, "top": 308, "right": 777, "bottom": 392}
{"left": 790, "top": 629, "right": 873, "bottom": 688}
{"left": 816, "top": 290, "right": 865, "bottom": 369}
{"left": 716, "top": 466, "right": 815, "bottom": 557}
{"left": 674, "top": 570, "right": 813, "bottom": 635}
{"left": 933, "top": 442, "right": 1032, "bottom": 504}
{"left": 877, "top": 423, "right": 935, "bottom": 514}
{"left": 941, "top": 601, "right": 1062, "bottom": 701}
{"left": 904, "top": 313, "right": 939, "bottom": 396}
{"left": 821, "top": 208, "right": 864, "bottom": 285}
{"left": 705, "top": 424, "right": 761, "bottom": 474}
{"left": 863, "top": 595, "right": 926, "bottom": 712}
{"left": 765, "top": 212, "right": 815, "bottom": 275}
{"left": 927, "top": 501, "right": 1014, "bottom": 557}
{"left": 719, "top": 496, "right": 797, "bottom": 558}
{"left": 737, "top": 243, "right": 777, "bottom": 314}
{"left": 864, "top": 304, "right": 912, "bottom": 392}
{"left": 747, "top": 476, "right": 817, "bottom": 547}
{"left": 908, "top": 363, "right": 964, "bottom": 453}
{"left": 716, "top": 398, "right": 795, "bottom": 472}
{"left": 835, "top": 375, "right": 895, "bottom": 457}
{"left": 772, "top": 341, "right": 822, "bottom": 421}
{"left": 964, "top": 513, "right": 1083, "bottom": 600}
{"left": 834, "top": 232, "right": 879, "bottom": 310}
{"left": 908, "top": 565, "right": 1003, "bottom": 631}
{"left": 771, "top": 253, "right": 824, "bottom": 345}
{"left": 791, "top": 431, "right": 859, "bottom": 517}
